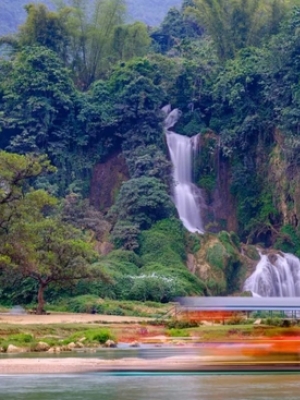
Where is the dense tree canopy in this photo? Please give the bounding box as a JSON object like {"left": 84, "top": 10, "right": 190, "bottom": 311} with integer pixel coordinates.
{"left": 2, "top": 0, "right": 300, "bottom": 305}
{"left": 0, "top": 152, "right": 103, "bottom": 313}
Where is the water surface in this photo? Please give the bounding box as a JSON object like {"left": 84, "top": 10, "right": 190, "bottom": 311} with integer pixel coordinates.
{"left": 1, "top": 373, "right": 300, "bottom": 400}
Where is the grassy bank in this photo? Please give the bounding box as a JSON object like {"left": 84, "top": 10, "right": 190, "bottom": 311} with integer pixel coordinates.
{"left": 1, "top": 316, "right": 300, "bottom": 353}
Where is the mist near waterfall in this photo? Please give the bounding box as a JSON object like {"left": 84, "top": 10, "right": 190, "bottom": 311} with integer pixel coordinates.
{"left": 244, "top": 252, "right": 300, "bottom": 297}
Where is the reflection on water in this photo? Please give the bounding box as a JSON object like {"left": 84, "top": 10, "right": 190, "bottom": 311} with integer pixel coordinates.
{"left": 0, "top": 374, "right": 300, "bottom": 400}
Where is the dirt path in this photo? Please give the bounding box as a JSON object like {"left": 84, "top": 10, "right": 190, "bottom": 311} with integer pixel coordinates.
{"left": 0, "top": 313, "right": 151, "bottom": 325}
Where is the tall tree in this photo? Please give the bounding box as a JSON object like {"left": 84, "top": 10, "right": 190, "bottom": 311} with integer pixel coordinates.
{"left": 19, "top": 4, "right": 71, "bottom": 63}
{"left": 112, "top": 22, "right": 151, "bottom": 61}
{"left": 0, "top": 151, "right": 103, "bottom": 314}
{"left": 4, "top": 217, "right": 99, "bottom": 314}
{"left": 60, "top": 0, "right": 126, "bottom": 88}
{"left": 186, "top": 0, "right": 298, "bottom": 60}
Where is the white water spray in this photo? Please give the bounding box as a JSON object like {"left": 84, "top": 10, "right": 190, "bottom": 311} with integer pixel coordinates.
{"left": 243, "top": 251, "right": 300, "bottom": 297}
{"left": 163, "top": 106, "right": 204, "bottom": 234}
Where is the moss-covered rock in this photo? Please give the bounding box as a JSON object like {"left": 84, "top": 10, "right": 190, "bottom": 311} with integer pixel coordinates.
{"left": 189, "top": 231, "right": 250, "bottom": 295}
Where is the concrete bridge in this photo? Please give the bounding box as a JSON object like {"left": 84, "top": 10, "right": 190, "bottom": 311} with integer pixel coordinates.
{"left": 176, "top": 297, "right": 300, "bottom": 318}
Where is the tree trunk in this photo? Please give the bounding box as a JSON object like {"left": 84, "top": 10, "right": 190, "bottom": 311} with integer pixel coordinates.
{"left": 36, "top": 282, "right": 47, "bottom": 315}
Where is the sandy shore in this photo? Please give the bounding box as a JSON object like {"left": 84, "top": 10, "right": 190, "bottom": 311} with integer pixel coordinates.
{"left": 0, "top": 356, "right": 206, "bottom": 374}
{"left": 0, "top": 313, "right": 150, "bottom": 325}
{"left": 0, "top": 356, "right": 298, "bottom": 374}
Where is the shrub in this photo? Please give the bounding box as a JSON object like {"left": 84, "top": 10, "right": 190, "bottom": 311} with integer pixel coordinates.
{"left": 91, "top": 329, "right": 115, "bottom": 344}
{"left": 265, "top": 317, "right": 282, "bottom": 327}
{"left": 167, "top": 328, "right": 189, "bottom": 337}
{"left": 8, "top": 333, "right": 34, "bottom": 343}
{"left": 166, "top": 318, "right": 199, "bottom": 329}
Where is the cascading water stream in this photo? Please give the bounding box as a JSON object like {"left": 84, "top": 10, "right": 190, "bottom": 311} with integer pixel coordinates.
{"left": 163, "top": 105, "right": 204, "bottom": 234}
{"left": 243, "top": 251, "right": 300, "bottom": 297}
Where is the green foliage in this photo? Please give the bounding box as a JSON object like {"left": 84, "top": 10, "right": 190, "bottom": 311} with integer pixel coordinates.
{"left": 7, "top": 333, "right": 33, "bottom": 344}
{"left": 110, "top": 221, "right": 140, "bottom": 251}
{"left": 167, "top": 328, "right": 189, "bottom": 337}
{"left": 138, "top": 218, "right": 186, "bottom": 266}
{"left": 206, "top": 243, "right": 226, "bottom": 270}
{"left": 66, "top": 327, "right": 115, "bottom": 343}
{"left": 55, "top": 0, "right": 127, "bottom": 87}
{"left": 112, "top": 22, "right": 151, "bottom": 61}
{"left": 187, "top": 0, "right": 292, "bottom": 61}
{"left": 275, "top": 224, "right": 300, "bottom": 256}
{"left": 91, "top": 329, "right": 115, "bottom": 344}
{"left": 110, "top": 177, "right": 175, "bottom": 231}
{"left": 195, "top": 136, "right": 218, "bottom": 202}
{"left": 0, "top": 46, "right": 91, "bottom": 195}
{"left": 166, "top": 318, "right": 199, "bottom": 329}
{"left": 124, "top": 145, "right": 172, "bottom": 185}
{"left": 128, "top": 273, "right": 181, "bottom": 302}
{"left": 3, "top": 0, "right": 300, "bottom": 306}
{"left": 0, "top": 151, "right": 104, "bottom": 314}
{"left": 185, "top": 233, "right": 201, "bottom": 254}
{"left": 265, "top": 317, "right": 286, "bottom": 327}
{"left": 51, "top": 295, "right": 167, "bottom": 317}
{"left": 140, "top": 263, "right": 205, "bottom": 297}
{"left": 19, "top": 3, "right": 70, "bottom": 61}
{"left": 204, "top": 233, "right": 243, "bottom": 295}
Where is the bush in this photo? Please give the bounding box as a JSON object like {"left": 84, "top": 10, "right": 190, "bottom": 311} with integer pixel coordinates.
{"left": 91, "top": 329, "right": 115, "bottom": 344}
{"left": 110, "top": 177, "right": 175, "bottom": 231}
{"left": 206, "top": 243, "right": 227, "bottom": 271}
{"left": 167, "top": 328, "right": 189, "bottom": 337}
{"left": 138, "top": 218, "right": 186, "bottom": 266}
{"left": 7, "top": 333, "right": 34, "bottom": 344}
{"left": 166, "top": 318, "right": 199, "bottom": 329}
{"left": 265, "top": 317, "right": 283, "bottom": 327}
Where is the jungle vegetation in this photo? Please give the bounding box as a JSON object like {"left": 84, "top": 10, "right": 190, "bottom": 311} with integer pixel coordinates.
{"left": 1, "top": 0, "right": 300, "bottom": 310}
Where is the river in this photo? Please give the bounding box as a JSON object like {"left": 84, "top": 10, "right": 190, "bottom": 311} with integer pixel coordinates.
{"left": 1, "top": 373, "right": 300, "bottom": 399}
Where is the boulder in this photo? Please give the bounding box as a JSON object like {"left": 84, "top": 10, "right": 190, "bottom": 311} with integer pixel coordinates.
{"left": 75, "top": 342, "right": 85, "bottom": 349}
{"left": 104, "top": 340, "right": 117, "bottom": 348}
{"left": 47, "top": 346, "right": 61, "bottom": 353}
{"left": 61, "top": 345, "right": 72, "bottom": 352}
{"left": 66, "top": 342, "right": 76, "bottom": 350}
{"left": 6, "top": 344, "right": 25, "bottom": 353}
{"left": 35, "top": 341, "right": 50, "bottom": 352}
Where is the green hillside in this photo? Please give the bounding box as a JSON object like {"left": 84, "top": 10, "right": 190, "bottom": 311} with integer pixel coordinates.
{"left": 1, "top": 0, "right": 300, "bottom": 312}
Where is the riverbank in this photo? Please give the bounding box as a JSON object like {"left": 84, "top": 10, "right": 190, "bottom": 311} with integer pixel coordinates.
{"left": 0, "top": 355, "right": 213, "bottom": 374}
{"left": 1, "top": 355, "right": 300, "bottom": 374}
{"left": 0, "top": 313, "right": 151, "bottom": 325}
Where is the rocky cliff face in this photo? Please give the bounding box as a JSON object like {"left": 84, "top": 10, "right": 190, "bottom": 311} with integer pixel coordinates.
{"left": 269, "top": 130, "right": 300, "bottom": 229}
{"left": 197, "top": 133, "right": 238, "bottom": 234}
{"left": 89, "top": 152, "right": 129, "bottom": 213}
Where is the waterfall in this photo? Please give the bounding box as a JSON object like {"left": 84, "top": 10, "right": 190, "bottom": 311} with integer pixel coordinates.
{"left": 163, "top": 105, "right": 204, "bottom": 234}
{"left": 243, "top": 252, "right": 300, "bottom": 297}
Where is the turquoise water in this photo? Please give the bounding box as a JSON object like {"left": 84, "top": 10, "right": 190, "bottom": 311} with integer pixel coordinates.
{"left": 1, "top": 373, "right": 300, "bottom": 399}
